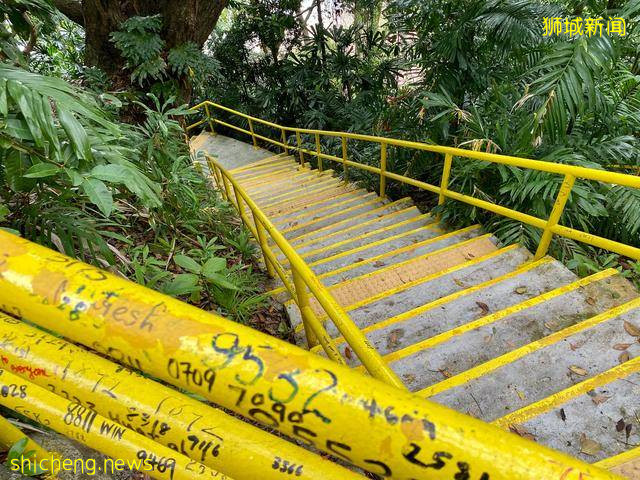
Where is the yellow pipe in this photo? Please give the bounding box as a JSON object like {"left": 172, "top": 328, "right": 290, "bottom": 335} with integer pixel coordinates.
{"left": 534, "top": 174, "right": 576, "bottom": 260}
{"left": 379, "top": 142, "right": 387, "bottom": 198}
{"left": 0, "top": 369, "right": 227, "bottom": 480}
{"left": 281, "top": 129, "right": 289, "bottom": 155}
{"left": 0, "top": 224, "right": 622, "bottom": 480}
{"left": 204, "top": 103, "right": 214, "bottom": 133}
{"left": 0, "top": 313, "right": 363, "bottom": 480}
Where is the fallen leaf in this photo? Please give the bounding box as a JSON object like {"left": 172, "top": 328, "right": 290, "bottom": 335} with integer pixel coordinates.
{"left": 619, "top": 351, "right": 631, "bottom": 363}
{"left": 613, "top": 343, "right": 632, "bottom": 351}
{"left": 544, "top": 321, "right": 557, "bottom": 330}
{"left": 560, "top": 408, "right": 566, "bottom": 422}
{"left": 616, "top": 418, "right": 626, "bottom": 432}
{"left": 515, "top": 389, "right": 526, "bottom": 401}
{"left": 439, "top": 369, "right": 452, "bottom": 378}
{"left": 569, "top": 341, "right": 584, "bottom": 351}
{"left": 344, "top": 346, "right": 352, "bottom": 360}
{"left": 453, "top": 278, "right": 466, "bottom": 288}
{"left": 569, "top": 365, "right": 588, "bottom": 376}
{"left": 626, "top": 423, "right": 633, "bottom": 440}
{"left": 509, "top": 424, "right": 536, "bottom": 441}
{"left": 515, "top": 286, "right": 528, "bottom": 295}
{"left": 580, "top": 434, "right": 602, "bottom": 456}
{"left": 586, "top": 297, "right": 596, "bottom": 306}
{"left": 624, "top": 321, "right": 640, "bottom": 337}
{"left": 591, "top": 394, "right": 611, "bottom": 405}
{"left": 476, "top": 301, "right": 490, "bottom": 315}
{"left": 373, "top": 260, "right": 385, "bottom": 268}
{"left": 388, "top": 330, "right": 401, "bottom": 348}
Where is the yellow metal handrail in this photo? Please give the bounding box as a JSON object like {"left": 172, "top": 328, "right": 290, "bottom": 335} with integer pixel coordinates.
{"left": 189, "top": 100, "right": 640, "bottom": 261}
{"left": 204, "top": 155, "right": 405, "bottom": 389}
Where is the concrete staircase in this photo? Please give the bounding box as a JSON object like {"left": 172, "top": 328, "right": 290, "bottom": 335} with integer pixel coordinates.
{"left": 196, "top": 134, "right": 640, "bottom": 478}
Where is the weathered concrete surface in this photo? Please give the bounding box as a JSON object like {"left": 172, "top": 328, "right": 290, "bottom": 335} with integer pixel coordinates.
{"left": 190, "top": 132, "right": 274, "bottom": 170}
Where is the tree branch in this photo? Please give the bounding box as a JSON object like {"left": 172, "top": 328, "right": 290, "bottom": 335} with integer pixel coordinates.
{"left": 51, "top": 0, "right": 85, "bottom": 27}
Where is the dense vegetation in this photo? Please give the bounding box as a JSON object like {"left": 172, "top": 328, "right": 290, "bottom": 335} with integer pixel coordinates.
{"left": 203, "top": 0, "right": 640, "bottom": 282}
{"left": 0, "top": 0, "right": 282, "bottom": 334}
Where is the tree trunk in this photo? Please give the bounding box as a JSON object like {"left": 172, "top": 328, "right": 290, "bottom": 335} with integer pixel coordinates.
{"left": 53, "top": 0, "right": 228, "bottom": 99}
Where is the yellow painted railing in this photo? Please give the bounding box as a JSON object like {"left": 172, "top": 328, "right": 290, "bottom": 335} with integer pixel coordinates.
{"left": 188, "top": 100, "right": 640, "bottom": 261}
{"left": 204, "top": 156, "right": 405, "bottom": 389}
{"left": 0, "top": 231, "right": 623, "bottom": 480}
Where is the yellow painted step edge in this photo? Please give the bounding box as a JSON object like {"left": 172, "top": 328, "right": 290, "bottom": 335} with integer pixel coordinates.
{"left": 493, "top": 354, "right": 640, "bottom": 429}
{"left": 228, "top": 153, "right": 289, "bottom": 172}
{"left": 320, "top": 256, "right": 553, "bottom": 352}
{"left": 281, "top": 197, "right": 384, "bottom": 235}
{"left": 274, "top": 191, "right": 375, "bottom": 226}
{"left": 419, "top": 293, "right": 640, "bottom": 398}
{"left": 270, "top": 189, "right": 371, "bottom": 224}
{"left": 357, "top": 268, "right": 618, "bottom": 370}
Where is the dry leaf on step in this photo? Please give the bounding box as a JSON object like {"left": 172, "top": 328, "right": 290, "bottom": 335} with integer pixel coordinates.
{"left": 439, "top": 369, "right": 452, "bottom": 378}
{"left": 569, "top": 365, "right": 588, "bottom": 376}
{"left": 453, "top": 278, "right": 466, "bottom": 287}
{"left": 591, "top": 394, "right": 611, "bottom": 405}
{"left": 616, "top": 419, "right": 626, "bottom": 432}
{"left": 344, "top": 346, "right": 352, "bottom": 360}
{"left": 585, "top": 297, "right": 596, "bottom": 306}
{"left": 624, "top": 321, "right": 640, "bottom": 337}
{"left": 580, "top": 434, "right": 601, "bottom": 456}
{"left": 619, "top": 351, "right": 631, "bottom": 363}
{"left": 613, "top": 343, "right": 632, "bottom": 351}
{"left": 373, "top": 260, "right": 385, "bottom": 268}
{"left": 476, "top": 301, "right": 490, "bottom": 315}
{"left": 515, "top": 286, "right": 528, "bottom": 294}
{"left": 509, "top": 424, "right": 536, "bottom": 441}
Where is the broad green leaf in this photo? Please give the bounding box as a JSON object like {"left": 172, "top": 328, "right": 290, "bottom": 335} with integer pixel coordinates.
{"left": 174, "top": 254, "right": 202, "bottom": 274}
{"left": 164, "top": 274, "right": 199, "bottom": 295}
{"left": 24, "top": 162, "right": 60, "bottom": 178}
{"left": 7, "top": 80, "right": 45, "bottom": 147}
{"left": 202, "top": 257, "right": 226, "bottom": 277}
{"left": 59, "top": 108, "right": 92, "bottom": 161}
{"left": 82, "top": 178, "right": 113, "bottom": 217}
{"left": 65, "top": 168, "right": 84, "bottom": 186}
{"left": 90, "top": 164, "right": 130, "bottom": 183}
{"left": 205, "top": 272, "right": 239, "bottom": 290}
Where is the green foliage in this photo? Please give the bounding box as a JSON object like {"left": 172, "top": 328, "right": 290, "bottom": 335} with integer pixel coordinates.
{"left": 4, "top": 437, "right": 45, "bottom": 476}
{"left": 202, "top": 0, "right": 640, "bottom": 277}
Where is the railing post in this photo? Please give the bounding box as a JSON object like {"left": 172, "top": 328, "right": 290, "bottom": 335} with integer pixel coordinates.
{"left": 315, "top": 133, "right": 322, "bottom": 172}
{"left": 295, "top": 131, "right": 305, "bottom": 167}
{"left": 281, "top": 129, "right": 289, "bottom": 155}
{"left": 291, "top": 270, "right": 319, "bottom": 348}
{"left": 203, "top": 103, "right": 215, "bottom": 135}
{"left": 248, "top": 119, "right": 258, "bottom": 149}
{"left": 253, "top": 213, "right": 276, "bottom": 278}
{"left": 535, "top": 174, "right": 576, "bottom": 260}
{"left": 379, "top": 142, "right": 387, "bottom": 198}
{"left": 222, "top": 174, "right": 235, "bottom": 207}
{"left": 341, "top": 136, "right": 348, "bottom": 182}
{"left": 439, "top": 153, "right": 454, "bottom": 205}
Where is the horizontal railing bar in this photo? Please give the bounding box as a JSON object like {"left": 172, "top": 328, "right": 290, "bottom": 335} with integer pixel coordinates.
{"left": 194, "top": 101, "right": 640, "bottom": 189}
